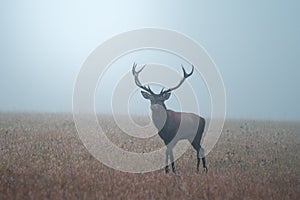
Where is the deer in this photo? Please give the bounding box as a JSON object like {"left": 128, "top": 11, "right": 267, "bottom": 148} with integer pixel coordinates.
{"left": 132, "top": 63, "right": 208, "bottom": 174}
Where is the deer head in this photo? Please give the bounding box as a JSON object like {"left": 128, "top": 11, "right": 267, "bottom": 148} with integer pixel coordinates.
{"left": 132, "top": 63, "right": 194, "bottom": 129}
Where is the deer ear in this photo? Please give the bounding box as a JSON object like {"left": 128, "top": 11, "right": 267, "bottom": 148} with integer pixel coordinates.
{"left": 141, "top": 91, "right": 151, "bottom": 99}
{"left": 162, "top": 92, "right": 171, "bottom": 100}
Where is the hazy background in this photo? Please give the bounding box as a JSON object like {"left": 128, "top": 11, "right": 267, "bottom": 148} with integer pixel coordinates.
{"left": 0, "top": 0, "right": 299, "bottom": 120}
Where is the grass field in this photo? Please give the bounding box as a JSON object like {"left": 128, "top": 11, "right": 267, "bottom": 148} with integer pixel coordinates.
{"left": 0, "top": 113, "right": 299, "bottom": 199}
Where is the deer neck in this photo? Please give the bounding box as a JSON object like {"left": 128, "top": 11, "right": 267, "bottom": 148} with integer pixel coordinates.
{"left": 151, "top": 104, "right": 168, "bottom": 131}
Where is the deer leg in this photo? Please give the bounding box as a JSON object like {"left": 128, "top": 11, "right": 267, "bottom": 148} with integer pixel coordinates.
{"left": 196, "top": 149, "right": 201, "bottom": 172}
{"left": 199, "top": 146, "right": 208, "bottom": 173}
{"left": 202, "top": 157, "right": 207, "bottom": 173}
{"left": 191, "top": 142, "right": 201, "bottom": 172}
{"left": 169, "top": 149, "right": 176, "bottom": 174}
{"left": 165, "top": 148, "right": 169, "bottom": 173}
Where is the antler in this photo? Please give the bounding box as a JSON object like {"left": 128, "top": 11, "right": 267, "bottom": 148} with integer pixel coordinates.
{"left": 132, "top": 63, "right": 154, "bottom": 94}
{"left": 162, "top": 64, "right": 194, "bottom": 94}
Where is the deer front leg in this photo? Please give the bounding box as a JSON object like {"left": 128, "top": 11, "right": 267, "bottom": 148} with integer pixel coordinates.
{"left": 169, "top": 149, "right": 176, "bottom": 174}
{"left": 196, "top": 150, "right": 201, "bottom": 172}
{"left": 165, "top": 148, "right": 169, "bottom": 173}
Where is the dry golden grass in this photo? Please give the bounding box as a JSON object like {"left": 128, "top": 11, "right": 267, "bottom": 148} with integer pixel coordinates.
{"left": 0, "top": 113, "right": 299, "bottom": 199}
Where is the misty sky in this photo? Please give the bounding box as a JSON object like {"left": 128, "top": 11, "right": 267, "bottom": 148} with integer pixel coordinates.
{"left": 0, "top": 1, "right": 299, "bottom": 120}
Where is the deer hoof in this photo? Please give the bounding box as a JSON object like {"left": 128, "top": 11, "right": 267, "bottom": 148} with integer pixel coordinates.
{"left": 165, "top": 166, "right": 169, "bottom": 174}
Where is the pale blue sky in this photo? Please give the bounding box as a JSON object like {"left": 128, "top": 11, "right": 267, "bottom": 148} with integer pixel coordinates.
{"left": 0, "top": 0, "right": 299, "bottom": 120}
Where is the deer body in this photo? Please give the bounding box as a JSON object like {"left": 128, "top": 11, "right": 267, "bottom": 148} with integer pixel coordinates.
{"left": 153, "top": 109, "right": 203, "bottom": 143}
{"left": 133, "top": 63, "right": 207, "bottom": 173}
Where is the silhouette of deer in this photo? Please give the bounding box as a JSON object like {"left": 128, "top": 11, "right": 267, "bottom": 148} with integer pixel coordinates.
{"left": 132, "top": 63, "right": 207, "bottom": 174}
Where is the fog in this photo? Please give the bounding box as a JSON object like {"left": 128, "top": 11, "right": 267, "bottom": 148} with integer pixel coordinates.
{"left": 0, "top": 0, "right": 299, "bottom": 120}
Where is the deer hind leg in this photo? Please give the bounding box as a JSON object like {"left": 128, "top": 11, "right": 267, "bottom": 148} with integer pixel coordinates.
{"left": 192, "top": 142, "right": 208, "bottom": 173}
{"left": 199, "top": 146, "right": 208, "bottom": 173}
{"left": 196, "top": 149, "right": 201, "bottom": 172}
{"left": 191, "top": 142, "right": 201, "bottom": 172}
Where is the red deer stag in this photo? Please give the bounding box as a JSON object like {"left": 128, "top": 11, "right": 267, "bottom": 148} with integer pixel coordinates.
{"left": 132, "top": 63, "right": 207, "bottom": 174}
